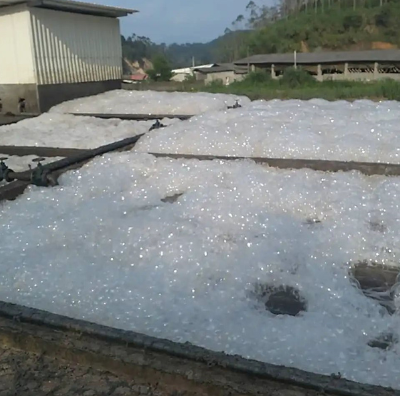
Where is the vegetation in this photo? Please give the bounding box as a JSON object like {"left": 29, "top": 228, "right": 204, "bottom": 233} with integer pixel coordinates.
{"left": 121, "top": 34, "right": 161, "bottom": 69}
{"left": 196, "top": 69, "right": 400, "bottom": 101}
{"left": 147, "top": 55, "right": 174, "bottom": 81}
{"left": 245, "top": 1, "right": 400, "bottom": 54}
{"left": 129, "top": 68, "right": 400, "bottom": 102}
{"left": 121, "top": 31, "right": 252, "bottom": 69}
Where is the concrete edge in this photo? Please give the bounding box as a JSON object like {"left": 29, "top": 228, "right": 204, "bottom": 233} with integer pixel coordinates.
{"left": 0, "top": 301, "right": 396, "bottom": 396}
{"left": 150, "top": 153, "right": 400, "bottom": 176}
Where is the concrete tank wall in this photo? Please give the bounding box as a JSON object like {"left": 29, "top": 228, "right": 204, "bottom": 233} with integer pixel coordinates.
{"left": 0, "top": 301, "right": 397, "bottom": 396}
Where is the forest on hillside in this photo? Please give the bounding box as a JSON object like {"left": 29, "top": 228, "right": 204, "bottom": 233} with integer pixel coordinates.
{"left": 122, "top": 0, "right": 400, "bottom": 70}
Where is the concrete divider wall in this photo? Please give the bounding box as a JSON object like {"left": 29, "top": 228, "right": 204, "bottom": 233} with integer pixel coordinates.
{"left": 0, "top": 301, "right": 397, "bottom": 396}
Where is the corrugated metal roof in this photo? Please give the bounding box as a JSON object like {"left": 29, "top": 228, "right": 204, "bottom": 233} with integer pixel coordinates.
{"left": 194, "top": 63, "right": 248, "bottom": 74}
{"left": 172, "top": 64, "right": 216, "bottom": 74}
{"left": 235, "top": 50, "right": 400, "bottom": 65}
{"left": 0, "top": 0, "right": 137, "bottom": 17}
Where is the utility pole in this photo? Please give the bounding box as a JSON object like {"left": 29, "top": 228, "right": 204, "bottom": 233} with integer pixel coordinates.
{"left": 294, "top": 50, "right": 297, "bottom": 69}
{"left": 192, "top": 56, "right": 195, "bottom": 68}
{"left": 247, "top": 46, "right": 250, "bottom": 73}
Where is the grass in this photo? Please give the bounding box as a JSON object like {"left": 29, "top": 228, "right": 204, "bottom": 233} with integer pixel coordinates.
{"left": 193, "top": 69, "right": 400, "bottom": 101}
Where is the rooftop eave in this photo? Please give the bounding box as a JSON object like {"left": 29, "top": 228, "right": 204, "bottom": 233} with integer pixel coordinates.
{"left": 32, "top": 0, "right": 137, "bottom": 17}
{"left": 0, "top": 0, "right": 138, "bottom": 17}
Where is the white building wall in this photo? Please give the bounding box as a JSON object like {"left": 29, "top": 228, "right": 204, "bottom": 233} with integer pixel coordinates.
{"left": 0, "top": 5, "right": 36, "bottom": 84}
{"left": 30, "top": 8, "right": 122, "bottom": 85}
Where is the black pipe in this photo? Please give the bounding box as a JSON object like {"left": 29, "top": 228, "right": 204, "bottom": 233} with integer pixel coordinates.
{"left": 43, "top": 133, "right": 144, "bottom": 173}
{"left": 0, "top": 181, "right": 30, "bottom": 201}
{"left": 70, "top": 113, "right": 193, "bottom": 121}
{"left": 0, "top": 145, "right": 87, "bottom": 157}
{"left": 6, "top": 133, "right": 145, "bottom": 186}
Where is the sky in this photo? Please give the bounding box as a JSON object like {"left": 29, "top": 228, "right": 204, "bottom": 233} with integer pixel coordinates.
{"left": 98, "top": 0, "right": 250, "bottom": 44}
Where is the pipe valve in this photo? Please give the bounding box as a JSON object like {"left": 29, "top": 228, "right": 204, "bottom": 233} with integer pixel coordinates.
{"left": 29, "top": 157, "right": 50, "bottom": 186}
{"left": 149, "top": 119, "right": 166, "bottom": 131}
{"left": 228, "top": 100, "right": 241, "bottom": 109}
{"left": 0, "top": 157, "right": 14, "bottom": 182}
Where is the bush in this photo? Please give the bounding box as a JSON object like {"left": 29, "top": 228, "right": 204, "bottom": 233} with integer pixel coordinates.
{"left": 244, "top": 70, "right": 272, "bottom": 84}
{"left": 184, "top": 74, "right": 197, "bottom": 83}
{"left": 375, "top": 6, "right": 392, "bottom": 28}
{"left": 343, "top": 14, "right": 363, "bottom": 30}
{"left": 280, "top": 67, "right": 316, "bottom": 88}
{"left": 147, "top": 55, "right": 173, "bottom": 82}
{"left": 208, "top": 80, "right": 225, "bottom": 89}
{"left": 380, "top": 79, "right": 400, "bottom": 101}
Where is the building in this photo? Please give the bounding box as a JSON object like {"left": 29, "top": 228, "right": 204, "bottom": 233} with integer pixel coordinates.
{"left": 235, "top": 50, "right": 400, "bottom": 82}
{"left": 194, "top": 63, "right": 248, "bottom": 85}
{"left": 171, "top": 64, "right": 215, "bottom": 82}
{"left": 0, "top": 0, "right": 136, "bottom": 113}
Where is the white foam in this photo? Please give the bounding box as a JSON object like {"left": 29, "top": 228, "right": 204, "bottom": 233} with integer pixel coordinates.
{"left": 3, "top": 96, "right": 399, "bottom": 163}
{"left": 0, "top": 113, "right": 171, "bottom": 149}
{"left": 50, "top": 90, "right": 250, "bottom": 115}
{"left": 1, "top": 152, "right": 400, "bottom": 389}
{"left": 136, "top": 98, "right": 400, "bottom": 163}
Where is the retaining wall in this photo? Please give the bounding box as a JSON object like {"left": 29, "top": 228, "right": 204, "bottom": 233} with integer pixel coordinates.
{"left": 0, "top": 301, "right": 397, "bottom": 396}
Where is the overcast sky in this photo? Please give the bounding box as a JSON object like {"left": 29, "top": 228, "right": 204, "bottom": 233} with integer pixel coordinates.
{"left": 99, "top": 0, "right": 250, "bottom": 44}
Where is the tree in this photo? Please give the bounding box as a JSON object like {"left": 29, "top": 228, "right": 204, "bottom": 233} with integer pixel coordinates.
{"left": 375, "top": 5, "right": 391, "bottom": 27}
{"left": 343, "top": 14, "right": 363, "bottom": 30}
{"left": 147, "top": 55, "right": 174, "bottom": 81}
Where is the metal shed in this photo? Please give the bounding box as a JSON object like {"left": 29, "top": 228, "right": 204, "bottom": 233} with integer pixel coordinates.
{"left": 0, "top": 0, "right": 137, "bottom": 113}
{"left": 234, "top": 50, "right": 400, "bottom": 81}
{"left": 235, "top": 50, "right": 400, "bottom": 66}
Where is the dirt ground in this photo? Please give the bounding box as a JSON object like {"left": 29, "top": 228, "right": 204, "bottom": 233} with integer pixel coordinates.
{"left": 0, "top": 346, "right": 150, "bottom": 396}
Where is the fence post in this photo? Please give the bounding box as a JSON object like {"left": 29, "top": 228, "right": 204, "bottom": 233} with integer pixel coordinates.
{"left": 317, "top": 64, "right": 322, "bottom": 82}
{"left": 344, "top": 62, "right": 349, "bottom": 77}
{"left": 374, "top": 62, "right": 379, "bottom": 80}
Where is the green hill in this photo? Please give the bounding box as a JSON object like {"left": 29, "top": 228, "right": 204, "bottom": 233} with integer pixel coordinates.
{"left": 246, "top": 1, "right": 400, "bottom": 54}
{"left": 121, "top": 31, "right": 251, "bottom": 70}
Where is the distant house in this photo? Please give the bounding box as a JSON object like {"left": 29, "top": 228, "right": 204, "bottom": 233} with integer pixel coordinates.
{"left": 234, "top": 50, "right": 400, "bottom": 81}
{"left": 193, "top": 63, "right": 248, "bottom": 85}
{"left": 171, "top": 64, "right": 216, "bottom": 82}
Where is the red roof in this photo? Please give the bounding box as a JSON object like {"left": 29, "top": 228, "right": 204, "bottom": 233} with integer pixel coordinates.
{"left": 129, "top": 74, "right": 148, "bottom": 81}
